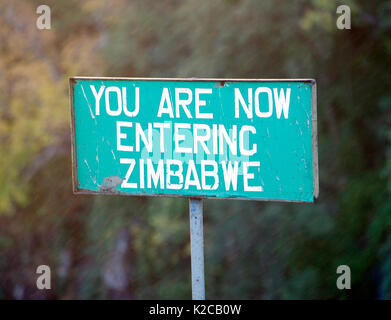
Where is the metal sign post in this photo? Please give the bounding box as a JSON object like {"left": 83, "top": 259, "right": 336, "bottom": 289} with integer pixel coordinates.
{"left": 189, "top": 198, "right": 205, "bottom": 300}
{"left": 69, "top": 77, "right": 318, "bottom": 300}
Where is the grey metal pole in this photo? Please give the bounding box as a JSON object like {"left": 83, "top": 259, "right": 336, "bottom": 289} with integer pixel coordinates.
{"left": 189, "top": 198, "right": 205, "bottom": 300}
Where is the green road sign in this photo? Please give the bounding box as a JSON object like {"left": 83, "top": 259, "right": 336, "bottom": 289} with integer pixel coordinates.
{"left": 70, "top": 77, "right": 318, "bottom": 202}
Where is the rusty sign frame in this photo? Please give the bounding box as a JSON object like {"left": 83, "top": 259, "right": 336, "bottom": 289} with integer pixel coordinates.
{"left": 69, "top": 77, "right": 318, "bottom": 203}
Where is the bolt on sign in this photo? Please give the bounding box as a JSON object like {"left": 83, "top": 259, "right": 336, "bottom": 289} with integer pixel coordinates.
{"left": 69, "top": 78, "right": 318, "bottom": 202}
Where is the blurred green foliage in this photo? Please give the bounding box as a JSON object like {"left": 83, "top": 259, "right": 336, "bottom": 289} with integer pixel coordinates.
{"left": 0, "top": 0, "right": 391, "bottom": 299}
